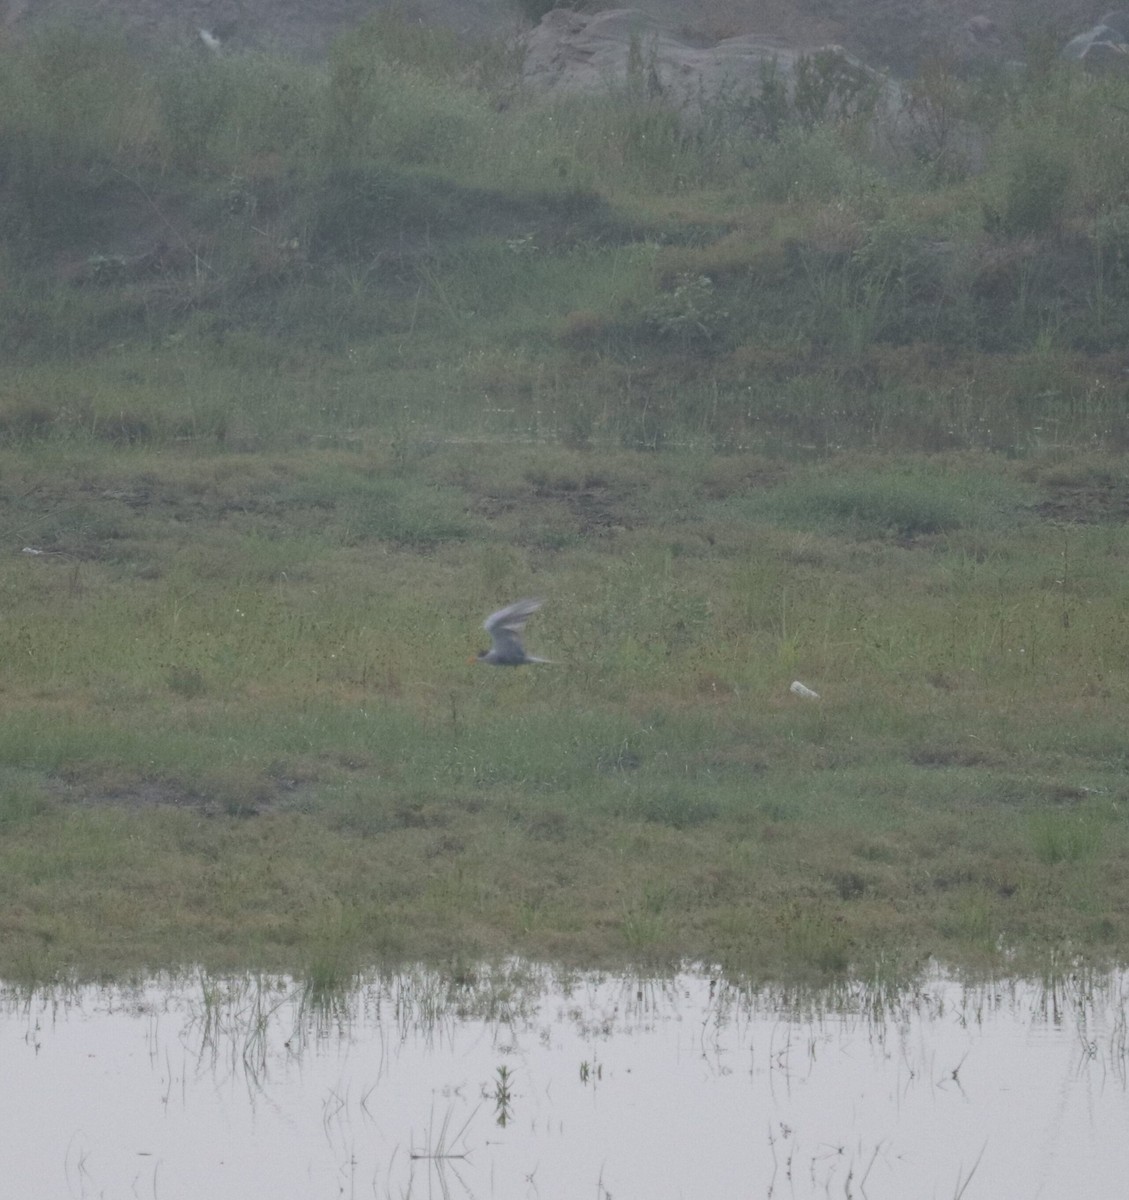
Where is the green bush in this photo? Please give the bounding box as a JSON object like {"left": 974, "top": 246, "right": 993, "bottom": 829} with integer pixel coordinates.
{"left": 744, "top": 125, "right": 886, "bottom": 203}
{"left": 998, "top": 145, "right": 1072, "bottom": 235}
{"left": 761, "top": 469, "right": 1032, "bottom": 540}
{"left": 1030, "top": 812, "right": 1103, "bottom": 865}
{"left": 626, "top": 785, "right": 721, "bottom": 829}
{"left": 157, "top": 55, "right": 234, "bottom": 171}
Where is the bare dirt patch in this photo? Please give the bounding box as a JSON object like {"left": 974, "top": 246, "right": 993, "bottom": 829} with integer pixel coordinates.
{"left": 527, "top": 477, "right": 632, "bottom": 534}
{"left": 48, "top": 775, "right": 291, "bottom": 815}
{"left": 1035, "top": 482, "right": 1129, "bottom": 524}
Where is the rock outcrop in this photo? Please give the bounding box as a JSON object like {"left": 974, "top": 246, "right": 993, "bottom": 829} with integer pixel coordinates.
{"left": 521, "top": 8, "right": 886, "bottom": 115}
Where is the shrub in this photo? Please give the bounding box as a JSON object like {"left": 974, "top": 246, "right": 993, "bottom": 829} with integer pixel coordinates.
{"left": 1030, "top": 812, "right": 1102, "bottom": 865}
{"left": 626, "top": 786, "right": 721, "bottom": 829}
{"left": 762, "top": 469, "right": 1031, "bottom": 540}
{"left": 998, "top": 145, "right": 1072, "bottom": 236}
{"left": 157, "top": 54, "right": 234, "bottom": 171}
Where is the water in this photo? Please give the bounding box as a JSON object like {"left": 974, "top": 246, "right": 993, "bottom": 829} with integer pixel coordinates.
{"left": 3, "top": 962, "right": 1128, "bottom": 1200}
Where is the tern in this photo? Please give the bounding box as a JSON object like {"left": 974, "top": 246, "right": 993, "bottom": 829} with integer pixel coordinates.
{"left": 470, "top": 598, "right": 553, "bottom": 666}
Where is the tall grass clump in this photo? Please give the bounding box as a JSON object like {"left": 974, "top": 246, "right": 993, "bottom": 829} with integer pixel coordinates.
{"left": 744, "top": 124, "right": 887, "bottom": 204}
{"left": 288, "top": 468, "right": 477, "bottom": 545}
{"left": 0, "top": 781, "right": 54, "bottom": 829}
{"left": 986, "top": 66, "right": 1129, "bottom": 225}
{"left": 756, "top": 466, "right": 1032, "bottom": 540}
{"left": 1029, "top": 812, "right": 1103, "bottom": 866}
{"left": 155, "top": 51, "right": 323, "bottom": 174}
{"left": 155, "top": 52, "right": 236, "bottom": 171}
{"left": 0, "top": 25, "right": 155, "bottom": 241}
{"left": 997, "top": 142, "right": 1072, "bottom": 236}
{"left": 624, "top": 784, "right": 722, "bottom": 830}
{"left": 323, "top": 19, "right": 495, "bottom": 171}
{"left": 547, "top": 94, "right": 718, "bottom": 195}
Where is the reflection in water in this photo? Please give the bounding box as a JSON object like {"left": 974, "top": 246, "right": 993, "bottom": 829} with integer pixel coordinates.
{"left": 2, "top": 962, "right": 1128, "bottom": 1199}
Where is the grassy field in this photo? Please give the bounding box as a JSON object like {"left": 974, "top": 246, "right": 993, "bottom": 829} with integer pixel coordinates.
{"left": 1, "top": 17, "right": 1129, "bottom": 985}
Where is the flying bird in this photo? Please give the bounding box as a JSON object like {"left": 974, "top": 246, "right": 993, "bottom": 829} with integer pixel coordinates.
{"left": 470, "top": 598, "right": 553, "bottom": 666}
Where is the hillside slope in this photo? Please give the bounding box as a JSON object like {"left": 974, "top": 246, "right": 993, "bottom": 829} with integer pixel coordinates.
{"left": 0, "top": 0, "right": 1103, "bottom": 72}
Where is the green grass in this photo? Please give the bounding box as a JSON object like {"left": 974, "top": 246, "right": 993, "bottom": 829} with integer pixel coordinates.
{"left": 1, "top": 19, "right": 1129, "bottom": 985}
{"left": 750, "top": 464, "right": 1036, "bottom": 539}
{"left": 0, "top": 439, "right": 1126, "bottom": 984}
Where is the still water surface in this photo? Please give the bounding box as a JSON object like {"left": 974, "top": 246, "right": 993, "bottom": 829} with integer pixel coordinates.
{"left": 3, "top": 962, "right": 1128, "bottom": 1199}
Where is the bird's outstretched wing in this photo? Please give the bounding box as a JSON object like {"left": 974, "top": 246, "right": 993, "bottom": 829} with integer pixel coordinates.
{"left": 484, "top": 597, "right": 542, "bottom": 634}
{"left": 484, "top": 597, "right": 542, "bottom": 660}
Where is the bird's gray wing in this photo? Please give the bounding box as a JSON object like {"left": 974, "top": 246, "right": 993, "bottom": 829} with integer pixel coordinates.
{"left": 484, "top": 598, "right": 542, "bottom": 634}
